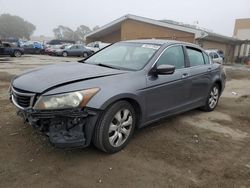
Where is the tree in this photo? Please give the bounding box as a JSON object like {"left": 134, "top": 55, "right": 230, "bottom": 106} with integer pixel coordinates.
{"left": 53, "top": 25, "right": 77, "bottom": 40}
{"left": 53, "top": 25, "right": 91, "bottom": 41}
{"left": 0, "top": 14, "right": 36, "bottom": 40}
{"left": 93, "top": 25, "right": 100, "bottom": 31}
{"left": 75, "top": 25, "right": 91, "bottom": 40}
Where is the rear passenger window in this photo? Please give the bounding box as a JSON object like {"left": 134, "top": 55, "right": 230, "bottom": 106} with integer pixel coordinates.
{"left": 157, "top": 46, "right": 185, "bottom": 69}
{"left": 186, "top": 48, "right": 205, "bottom": 67}
{"left": 203, "top": 52, "right": 210, "bottom": 64}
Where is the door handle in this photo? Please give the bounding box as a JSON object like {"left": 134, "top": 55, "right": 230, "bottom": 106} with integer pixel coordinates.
{"left": 182, "top": 73, "right": 189, "bottom": 78}
{"left": 207, "top": 67, "right": 212, "bottom": 72}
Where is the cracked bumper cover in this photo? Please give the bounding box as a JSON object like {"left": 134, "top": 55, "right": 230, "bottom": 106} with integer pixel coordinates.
{"left": 18, "top": 108, "right": 100, "bottom": 148}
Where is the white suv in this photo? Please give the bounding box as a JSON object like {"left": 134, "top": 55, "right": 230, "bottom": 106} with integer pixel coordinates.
{"left": 205, "top": 50, "right": 224, "bottom": 64}
{"left": 86, "top": 42, "right": 110, "bottom": 52}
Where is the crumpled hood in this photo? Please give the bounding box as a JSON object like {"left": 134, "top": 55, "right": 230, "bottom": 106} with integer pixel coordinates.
{"left": 12, "top": 62, "right": 127, "bottom": 93}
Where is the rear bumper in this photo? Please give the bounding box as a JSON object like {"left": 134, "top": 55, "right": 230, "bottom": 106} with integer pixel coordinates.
{"left": 17, "top": 108, "right": 100, "bottom": 148}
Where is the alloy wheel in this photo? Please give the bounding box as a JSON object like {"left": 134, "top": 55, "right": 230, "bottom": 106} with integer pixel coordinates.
{"left": 62, "top": 52, "right": 67, "bottom": 57}
{"left": 14, "top": 51, "right": 21, "bottom": 57}
{"left": 83, "top": 52, "right": 88, "bottom": 58}
{"left": 208, "top": 86, "right": 219, "bottom": 109}
{"left": 108, "top": 108, "right": 133, "bottom": 147}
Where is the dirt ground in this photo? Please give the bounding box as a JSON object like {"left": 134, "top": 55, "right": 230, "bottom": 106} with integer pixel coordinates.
{"left": 0, "top": 55, "right": 250, "bottom": 188}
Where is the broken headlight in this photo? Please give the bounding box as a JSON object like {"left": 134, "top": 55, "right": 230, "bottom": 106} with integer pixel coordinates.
{"left": 34, "top": 88, "right": 100, "bottom": 110}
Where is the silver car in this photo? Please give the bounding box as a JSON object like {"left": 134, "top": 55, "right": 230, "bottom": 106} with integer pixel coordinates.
{"left": 55, "top": 44, "right": 93, "bottom": 57}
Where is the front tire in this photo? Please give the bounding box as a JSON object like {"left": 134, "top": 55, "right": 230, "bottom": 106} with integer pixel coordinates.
{"left": 62, "top": 51, "right": 68, "bottom": 57}
{"left": 93, "top": 101, "right": 136, "bottom": 153}
{"left": 202, "top": 84, "right": 220, "bottom": 112}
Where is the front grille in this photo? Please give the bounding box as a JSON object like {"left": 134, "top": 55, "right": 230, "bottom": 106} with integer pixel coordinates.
{"left": 11, "top": 87, "right": 35, "bottom": 109}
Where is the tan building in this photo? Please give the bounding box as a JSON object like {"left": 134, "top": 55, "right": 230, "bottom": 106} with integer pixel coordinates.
{"left": 86, "top": 14, "right": 238, "bottom": 62}
{"left": 233, "top": 18, "right": 250, "bottom": 62}
{"left": 233, "top": 18, "right": 250, "bottom": 40}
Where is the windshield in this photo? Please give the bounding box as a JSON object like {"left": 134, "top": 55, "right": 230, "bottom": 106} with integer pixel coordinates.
{"left": 85, "top": 42, "right": 160, "bottom": 70}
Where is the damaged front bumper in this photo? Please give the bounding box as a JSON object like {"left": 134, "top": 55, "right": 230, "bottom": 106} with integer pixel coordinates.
{"left": 17, "top": 107, "right": 100, "bottom": 148}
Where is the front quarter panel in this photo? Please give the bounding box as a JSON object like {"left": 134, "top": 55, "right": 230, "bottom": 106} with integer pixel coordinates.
{"left": 84, "top": 72, "right": 146, "bottom": 111}
{"left": 41, "top": 71, "right": 147, "bottom": 114}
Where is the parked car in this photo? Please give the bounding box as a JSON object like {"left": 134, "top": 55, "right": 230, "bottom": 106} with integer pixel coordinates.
{"left": 47, "top": 39, "right": 75, "bottom": 45}
{"left": 55, "top": 44, "right": 93, "bottom": 57}
{"left": 22, "top": 41, "right": 44, "bottom": 54}
{"left": 0, "top": 42, "right": 24, "bottom": 57}
{"left": 9, "top": 39, "right": 226, "bottom": 153}
{"left": 205, "top": 50, "right": 224, "bottom": 64}
{"left": 86, "top": 41, "right": 110, "bottom": 52}
{"left": 45, "top": 44, "right": 68, "bottom": 56}
{"left": 209, "top": 49, "right": 225, "bottom": 60}
{"left": 2, "top": 37, "right": 20, "bottom": 47}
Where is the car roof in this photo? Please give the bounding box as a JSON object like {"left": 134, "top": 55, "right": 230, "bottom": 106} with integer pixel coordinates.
{"left": 122, "top": 39, "right": 202, "bottom": 49}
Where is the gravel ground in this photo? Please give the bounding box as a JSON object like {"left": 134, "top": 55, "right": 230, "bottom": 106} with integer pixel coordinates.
{"left": 0, "top": 55, "right": 250, "bottom": 188}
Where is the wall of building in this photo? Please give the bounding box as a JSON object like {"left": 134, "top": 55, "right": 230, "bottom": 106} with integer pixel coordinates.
{"left": 86, "top": 29, "right": 121, "bottom": 43}
{"left": 121, "top": 19, "right": 195, "bottom": 43}
{"left": 233, "top": 18, "right": 250, "bottom": 40}
{"left": 200, "top": 40, "right": 235, "bottom": 62}
{"left": 233, "top": 42, "right": 250, "bottom": 63}
{"left": 236, "top": 29, "right": 250, "bottom": 40}
{"left": 201, "top": 40, "right": 228, "bottom": 53}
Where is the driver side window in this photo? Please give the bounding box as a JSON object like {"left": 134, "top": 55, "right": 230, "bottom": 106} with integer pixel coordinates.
{"left": 156, "top": 46, "right": 185, "bottom": 69}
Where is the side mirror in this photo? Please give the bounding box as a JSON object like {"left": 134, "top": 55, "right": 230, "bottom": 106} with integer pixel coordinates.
{"left": 154, "top": 64, "right": 175, "bottom": 75}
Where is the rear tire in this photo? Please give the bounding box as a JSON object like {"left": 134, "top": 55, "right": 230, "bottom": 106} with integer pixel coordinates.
{"left": 83, "top": 52, "right": 88, "bottom": 58}
{"left": 13, "top": 50, "right": 22, "bottom": 57}
{"left": 202, "top": 84, "right": 220, "bottom": 112}
{"left": 93, "top": 101, "right": 136, "bottom": 153}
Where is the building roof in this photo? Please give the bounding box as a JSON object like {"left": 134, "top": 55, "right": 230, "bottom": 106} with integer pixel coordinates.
{"left": 124, "top": 39, "right": 179, "bottom": 45}
{"left": 86, "top": 14, "right": 238, "bottom": 43}
{"left": 86, "top": 14, "right": 205, "bottom": 39}
{"left": 124, "top": 39, "right": 199, "bottom": 46}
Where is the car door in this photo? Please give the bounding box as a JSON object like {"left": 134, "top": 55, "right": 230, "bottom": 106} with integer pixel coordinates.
{"left": 3, "top": 43, "right": 12, "bottom": 55}
{"left": 185, "top": 46, "right": 212, "bottom": 105}
{"left": 78, "top": 45, "right": 86, "bottom": 55}
{"left": 146, "top": 45, "right": 191, "bottom": 121}
{"left": 68, "top": 45, "right": 77, "bottom": 56}
{"left": 24, "top": 44, "right": 34, "bottom": 54}
{"left": 0, "top": 43, "right": 4, "bottom": 55}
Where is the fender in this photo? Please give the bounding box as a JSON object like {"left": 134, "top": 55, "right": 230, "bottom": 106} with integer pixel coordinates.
{"left": 87, "top": 92, "right": 146, "bottom": 124}
{"left": 99, "top": 93, "right": 144, "bottom": 110}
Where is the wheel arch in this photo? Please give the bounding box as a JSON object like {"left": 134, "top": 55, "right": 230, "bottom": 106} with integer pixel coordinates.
{"left": 99, "top": 95, "right": 144, "bottom": 129}
{"left": 12, "top": 50, "right": 22, "bottom": 57}
{"left": 214, "top": 79, "right": 222, "bottom": 95}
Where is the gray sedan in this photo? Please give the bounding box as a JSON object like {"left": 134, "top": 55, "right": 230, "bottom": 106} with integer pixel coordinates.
{"left": 10, "top": 39, "right": 226, "bottom": 153}
{"left": 55, "top": 44, "right": 93, "bottom": 57}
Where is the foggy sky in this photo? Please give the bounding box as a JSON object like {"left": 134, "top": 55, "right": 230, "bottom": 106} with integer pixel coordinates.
{"left": 0, "top": 0, "right": 249, "bottom": 37}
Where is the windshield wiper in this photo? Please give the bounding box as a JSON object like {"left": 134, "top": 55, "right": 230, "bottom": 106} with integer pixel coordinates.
{"left": 96, "top": 63, "right": 121, "bottom": 70}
